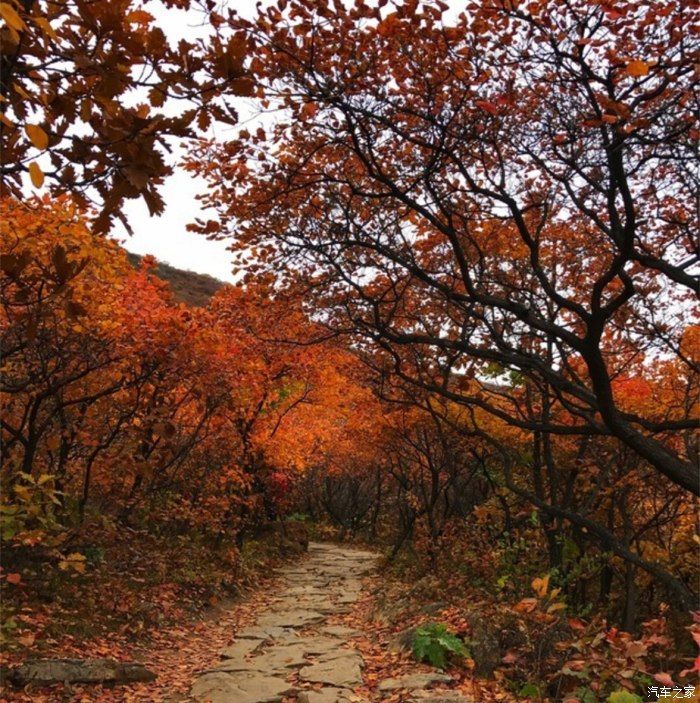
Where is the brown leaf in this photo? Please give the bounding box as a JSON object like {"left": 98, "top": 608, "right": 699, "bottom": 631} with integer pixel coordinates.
{"left": 230, "top": 77, "right": 256, "bottom": 97}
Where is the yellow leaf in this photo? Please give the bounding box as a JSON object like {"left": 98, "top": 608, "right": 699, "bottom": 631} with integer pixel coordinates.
{"left": 532, "top": 574, "right": 550, "bottom": 597}
{"left": 626, "top": 60, "right": 649, "bottom": 77}
{"left": 0, "top": 2, "right": 25, "bottom": 31}
{"left": 28, "top": 161, "right": 44, "bottom": 187}
{"left": 13, "top": 485, "right": 31, "bottom": 501}
{"left": 25, "top": 124, "right": 48, "bottom": 149}
{"left": 59, "top": 552, "right": 86, "bottom": 573}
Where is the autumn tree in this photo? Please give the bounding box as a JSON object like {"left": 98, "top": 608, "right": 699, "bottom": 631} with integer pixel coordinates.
{"left": 1, "top": 196, "right": 388, "bottom": 560}
{"left": 189, "top": 0, "right": 699, "bottom": 494}
{"left": 378, "top": 402, "right": 480, "bottom": 563}
{"left": 0, "top": 0, "right": 253, "bottom": 231}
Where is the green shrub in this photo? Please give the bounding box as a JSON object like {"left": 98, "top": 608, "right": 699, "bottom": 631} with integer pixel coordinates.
{"left": 411, "top": 622, "right": 468, "bottom": 669}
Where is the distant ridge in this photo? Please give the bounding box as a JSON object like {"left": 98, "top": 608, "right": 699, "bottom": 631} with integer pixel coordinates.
{"left": 126, "top": 252, "right": 226, "bottom": 307}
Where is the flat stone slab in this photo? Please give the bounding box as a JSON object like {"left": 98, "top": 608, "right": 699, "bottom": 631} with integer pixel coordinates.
{"left": 299, "top": 658, "right": 362, "bottom": 687}
{"left": 191, "top": 672, "right": 297, "bottom": 703}
{"left": 410, "top": 691, "right": 475, "bottom": 703}
{"left": 235, "top": 625, "right": 297, "bottom": 641}
{"left": 190, "top": 543, "right": 379, "bottom": 702}
{"left": 321, "top": 625, "right": 361, "bottom": 637}
{"left": 316, "top": 649, "right": 363, "bottom": 666}
{"left": 337, "top": 593, "right": 361, "bottom": 604}
{"left": 288, "top": 636, "right": 344, "bottom": 655}
{"left": 378, "top": 673, "right": 453, "bottom": 692}
{"left": 298, "top": 687, "right": 354, "bottom": 703}
{"left": 272, "top": 598, "right": 336, "bottom": 614}
{"left": 212, "top": 644, "right": 309, "bottom": 674}
{"left": 285, "top": 586, "right": 330, "bottom": 596}
{"left": 257, "top": 609, "right": 325, "bottom": 629}
{"left": 220, "top": 639, "right": 264, "bottom": 659}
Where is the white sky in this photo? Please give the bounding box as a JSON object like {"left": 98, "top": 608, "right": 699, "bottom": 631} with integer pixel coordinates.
{"left": 114, "top": 166, "right": 238, "bottom": 282}
{"left": 111, "top": 1, "right": 262, "bottom": 284}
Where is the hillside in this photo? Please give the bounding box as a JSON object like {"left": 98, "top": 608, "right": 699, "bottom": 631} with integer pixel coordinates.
{"left": 126, "top": 252, "right": 226, "bottom": 307}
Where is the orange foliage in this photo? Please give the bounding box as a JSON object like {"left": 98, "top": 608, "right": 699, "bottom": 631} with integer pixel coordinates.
{"left": 0, "top": 195, "right": 379, "bottom": 556}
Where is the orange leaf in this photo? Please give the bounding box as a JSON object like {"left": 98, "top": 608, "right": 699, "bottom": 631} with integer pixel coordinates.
{"left": 680, "top": 655, "right": 700, "bottom": 677}
{"left": 626, "top": 60, "right": 649, "bottom": 77}
{"left": 26, "top": 124, "right": 48, "bottom": 149}
{"left": 46, "top": 434, "right": 60, "bottom": 450}
{"left": 28, "top": 161, "right": 44, "bottom": 187}
{"left": 18, "top": 633, "right": 35, "bottom": 647}
{"left": 126, "top": 9, "right": 153, "bottom": 25}
{"left": 514, "top": 597, "right": 538, "bottom": 613}
{"left": 0, "top": 3, "right": 25, "bottom": 31}
{"left": 300, "top": 102, "right": 318, "bottom": 121}
{"left": 377, "top": 13, "right": 400, "bottom": 37}
{"left": 5, "top": 573, "right": 21, "bottom": 584}
{"left": 33, "top": 16, "right": 57, "bottom": 39}
{"left": 532, "top": 574, "right": 550, "bottom": 597}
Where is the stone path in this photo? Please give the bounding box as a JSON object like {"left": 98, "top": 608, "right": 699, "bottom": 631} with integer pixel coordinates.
{"left": 190, "top": 542, "right": 377, "bottom": 703}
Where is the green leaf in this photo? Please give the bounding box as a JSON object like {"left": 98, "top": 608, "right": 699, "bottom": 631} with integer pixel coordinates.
{"left": 412, "top": 622, "right": 467, "bottom": 669}
{"left": 607, "top": 692, "right": 642, "bottom": 703}
{"left": 562, "top": 537, "right": 581, "bottom": 563}
{"left": 427, "top": 641, "right": 446, "bottom": 668}
{"left": 574, "top": 687, "right": 598, "bottom": 703}
{"left": 519, "top": 682, "right": 540, "bottom": 698}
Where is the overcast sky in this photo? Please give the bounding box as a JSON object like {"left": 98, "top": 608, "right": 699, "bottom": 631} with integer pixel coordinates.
{"left": 110, "top": 1, "right": 262, "bottom": 284}
{"left": 111, "top": 1, "right": 463, "bottom": 283}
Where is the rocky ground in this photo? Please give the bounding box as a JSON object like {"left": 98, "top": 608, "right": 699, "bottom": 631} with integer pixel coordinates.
{"left": 189, "top": 542, "right": 472, "bottom": 703}
{"left": 3, "top": 542, "right": 481, "bottom": 703}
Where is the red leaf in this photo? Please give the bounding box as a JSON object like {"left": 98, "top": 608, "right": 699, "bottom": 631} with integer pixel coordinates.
{"left": 653, "top": 672, "right": 674, "bottom": 686}
{"left": 475, "top": 99, "right": 499, "bottom": 115}
{"left": 680, "top": 656, "right": 700, "bottom": 677}
{"left": 601, "top": 5, "right": 625, "bottom": 19}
